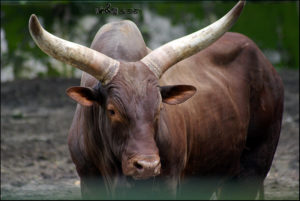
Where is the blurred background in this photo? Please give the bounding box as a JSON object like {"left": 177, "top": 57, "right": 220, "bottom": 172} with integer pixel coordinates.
{"left": 1, "top": 1, "right": 299, "bottom": 200}
{"left": 1, "top": 1, "right": 299, "bottom": 81}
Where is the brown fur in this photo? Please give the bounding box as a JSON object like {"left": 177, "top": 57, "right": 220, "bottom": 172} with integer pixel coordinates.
{"left": 67, "top": 21, "right": 284, "bottom": 199}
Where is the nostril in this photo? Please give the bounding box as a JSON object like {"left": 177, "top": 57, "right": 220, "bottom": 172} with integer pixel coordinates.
{"left": 133, "top": 161, "right": 143, "bottom": 170}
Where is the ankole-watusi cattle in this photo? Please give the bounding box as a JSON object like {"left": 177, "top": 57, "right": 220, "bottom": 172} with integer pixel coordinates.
{"left": 29, "top": 0, "right": 284, "bottom": 199}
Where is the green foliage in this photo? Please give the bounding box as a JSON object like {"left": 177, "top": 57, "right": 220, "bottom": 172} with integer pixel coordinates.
{"left": 1, "top": 1, "right": 299, "bottom": 81}
{"left": 150, "top": 1, "right": 299, "bottom": 68}
{"left": 229, "top": 2, "right": 299, "bottom": 68}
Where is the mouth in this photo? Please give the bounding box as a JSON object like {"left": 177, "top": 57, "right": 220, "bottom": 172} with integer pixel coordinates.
{"left": 124, "top": 165, "right": 161, "bottom": 181}
{"left": 125, "top": 175, "right": 159, "bottom": 187}
{"left": 131, "top": 175, "right": 153, "bottom": 180}
{"left": 125, "top": 168, "right": 160, "bottom": 180}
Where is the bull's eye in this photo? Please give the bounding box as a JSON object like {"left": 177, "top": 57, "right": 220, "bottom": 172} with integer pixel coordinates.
{"left": 107, "top": 103, "right": 116, "bottom": 117}
{"left": 107, "top": 103, "right": 124, "bottom": 122}
{"left": 108, "top": 109, "right": 115, "bottom": 116}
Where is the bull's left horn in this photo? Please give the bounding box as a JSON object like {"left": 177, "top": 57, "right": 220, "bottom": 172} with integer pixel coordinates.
{"left": 29, "top": 14, "right": 119, "bottom": 85}
{"left": 141, "top": 0, "right": 245, "bottom": 78}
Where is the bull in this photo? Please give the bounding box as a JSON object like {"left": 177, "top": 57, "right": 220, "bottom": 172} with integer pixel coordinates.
{"left": 29, "top": 0, "right": 284, "bottom": 199}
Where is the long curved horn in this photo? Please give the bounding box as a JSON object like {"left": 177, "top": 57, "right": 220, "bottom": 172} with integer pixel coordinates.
{"left": 29, "top": 14, "right": 119, "bottom": 85}
{"left": 141, "top": 0, "right": 245, "bottom": 78}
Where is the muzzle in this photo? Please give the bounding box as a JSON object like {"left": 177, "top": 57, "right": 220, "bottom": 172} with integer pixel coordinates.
{"left": 122, "top": 155, "right": 161, "bottom": 180}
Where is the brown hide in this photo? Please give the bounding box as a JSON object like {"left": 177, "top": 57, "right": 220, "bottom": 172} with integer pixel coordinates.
{"left": 159, "top": 31, "right": 282, "bottom": 172}
{"left": 67, "top": 21, "right": 284, "bottom": 199}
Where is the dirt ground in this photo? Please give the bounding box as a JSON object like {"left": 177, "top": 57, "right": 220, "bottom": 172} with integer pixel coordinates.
{"left": 1, "top": 69, "right": 299, "bottom": 200}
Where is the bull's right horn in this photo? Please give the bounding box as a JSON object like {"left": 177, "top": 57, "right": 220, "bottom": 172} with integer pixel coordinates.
{"left": 141, "top": 0, "right": 245, "bottom": 79}
{"left": 29, "top": 14, "right": 119, "bottom": 85}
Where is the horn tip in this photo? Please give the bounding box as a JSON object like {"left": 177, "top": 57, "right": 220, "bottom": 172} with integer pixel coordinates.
{"left": 30, "top": 14, "right": 37, "bottom": 19}
{"left": 29, "top": 14, "right": 42, "bottom": 37}
{"left": 240, "top": 0, "right": 246, "bottom": 6}
{"left": 232, "top": 0, "right": 246, "bottom": 18}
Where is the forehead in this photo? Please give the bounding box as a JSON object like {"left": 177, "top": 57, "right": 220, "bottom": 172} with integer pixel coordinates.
{"left": 106, "top": 62, "right": 160, "bottom": 103}
{"left": 104, "top": 63, "right": 161, "bottom": 120}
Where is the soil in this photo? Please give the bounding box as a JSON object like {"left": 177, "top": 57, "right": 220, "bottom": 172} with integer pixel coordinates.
{"left": 1, "top": 69, "right": 299, "bottom": 200}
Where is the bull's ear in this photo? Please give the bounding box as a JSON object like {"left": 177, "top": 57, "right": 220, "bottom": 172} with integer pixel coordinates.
{"left": 160, "top": 85, "right": 196, "bottom": 105}
{"left": 66, "top": 86, "right": 99, "bottom": 106}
